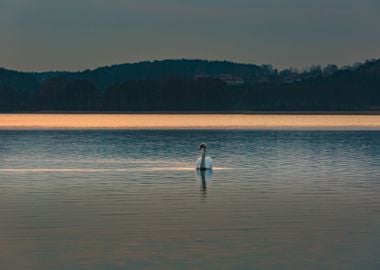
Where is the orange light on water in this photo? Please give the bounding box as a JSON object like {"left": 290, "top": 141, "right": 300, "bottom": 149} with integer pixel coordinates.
{"left": 0, "top": 114, "right": 379, "bottom": 129}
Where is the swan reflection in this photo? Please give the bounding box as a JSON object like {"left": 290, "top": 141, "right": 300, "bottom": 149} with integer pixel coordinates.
{"left": 196, "top": 169, "right": 213, "bottom": 199}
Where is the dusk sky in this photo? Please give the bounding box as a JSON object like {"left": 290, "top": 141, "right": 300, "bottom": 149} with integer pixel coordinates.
{"left": 1, "top": 0, "right": 379, "bottom": 71}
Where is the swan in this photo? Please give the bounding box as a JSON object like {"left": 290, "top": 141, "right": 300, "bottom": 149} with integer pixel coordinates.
{"left": 196, "top": 143, "right": 213, "bottom": 170}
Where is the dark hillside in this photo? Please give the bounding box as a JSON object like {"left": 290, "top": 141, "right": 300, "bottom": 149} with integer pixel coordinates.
{"left": 0, "top": 59, "right": 379, "bottom": 112}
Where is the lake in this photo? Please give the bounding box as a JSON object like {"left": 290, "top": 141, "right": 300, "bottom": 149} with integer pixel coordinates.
{"left": 0, "top": 113, "right": 380, "bottom": 129}
{"left": 0, "top": 115, "right": 380, "bottom": 269}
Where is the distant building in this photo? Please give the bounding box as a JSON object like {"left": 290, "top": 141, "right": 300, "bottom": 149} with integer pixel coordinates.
{"left": 219, "top": 74, "right": 244, "bottom": 86}
{"left": 194, "top": 74, "right": 244, "bottom": 86}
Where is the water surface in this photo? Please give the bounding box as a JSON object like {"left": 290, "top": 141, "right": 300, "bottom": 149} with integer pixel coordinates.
{"left": 1, "top": 114, "right": 380, "bottom": 129}
{"left": 0, "top": 130, "right": 380, "bottom": 269}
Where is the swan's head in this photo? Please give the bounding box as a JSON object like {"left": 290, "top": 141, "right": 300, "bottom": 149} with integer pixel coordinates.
{"left": 199, "top": 143, "right": 207, "bottom": 150}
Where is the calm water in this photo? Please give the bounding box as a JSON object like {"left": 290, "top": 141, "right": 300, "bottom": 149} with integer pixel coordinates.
{"left": 1, "top": 114, "right": 380, "bottom": 129}
{"left": 1, "top": 130, "right": 380, "bottom": 270}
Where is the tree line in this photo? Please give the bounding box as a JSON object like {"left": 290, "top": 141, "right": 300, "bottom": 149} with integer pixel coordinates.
{"left": 0, "top": 59, "right": 379, "bottom": 111}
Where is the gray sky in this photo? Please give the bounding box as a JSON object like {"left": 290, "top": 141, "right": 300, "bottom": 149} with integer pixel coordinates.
{"left": 1, "top": 0, "right": 379, "bottom": 71}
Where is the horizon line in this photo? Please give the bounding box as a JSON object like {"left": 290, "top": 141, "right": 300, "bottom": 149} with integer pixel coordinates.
{"left": 1, "top": 57, "right": 379, "bottom": 74}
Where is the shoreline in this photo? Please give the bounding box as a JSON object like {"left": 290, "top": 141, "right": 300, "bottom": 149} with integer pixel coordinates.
{"left": 1, "top": 110, "right": 380, "bottom": 115}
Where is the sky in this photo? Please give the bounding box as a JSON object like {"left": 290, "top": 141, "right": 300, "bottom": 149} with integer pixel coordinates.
{"left": 0, "top": 0, "right": 379, "bottom": 71}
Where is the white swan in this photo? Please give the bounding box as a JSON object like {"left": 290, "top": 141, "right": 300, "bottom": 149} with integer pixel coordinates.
{"left": 196, "top": 143, "right": 213, "bottom": 170}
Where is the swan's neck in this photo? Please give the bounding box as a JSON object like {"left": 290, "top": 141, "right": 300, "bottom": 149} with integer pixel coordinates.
{"left": 201, "top": 148, "right": 207, "bottom": 169}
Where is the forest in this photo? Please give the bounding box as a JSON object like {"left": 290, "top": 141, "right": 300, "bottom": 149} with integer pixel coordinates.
{"left": 1, "top": 59, "right": 379, "bottom": 111}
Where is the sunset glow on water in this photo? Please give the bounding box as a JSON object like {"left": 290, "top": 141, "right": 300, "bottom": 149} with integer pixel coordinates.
{"left": 0, "top": 114, "right": 379, "bottom": 129}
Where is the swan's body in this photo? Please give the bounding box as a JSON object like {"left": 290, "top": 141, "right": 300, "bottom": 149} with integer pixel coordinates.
{"left": 196, "top": 143, "right": 213, "bottom": 170}
{"left": 196, "top": 156, "right": 213, "bottom": 170}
